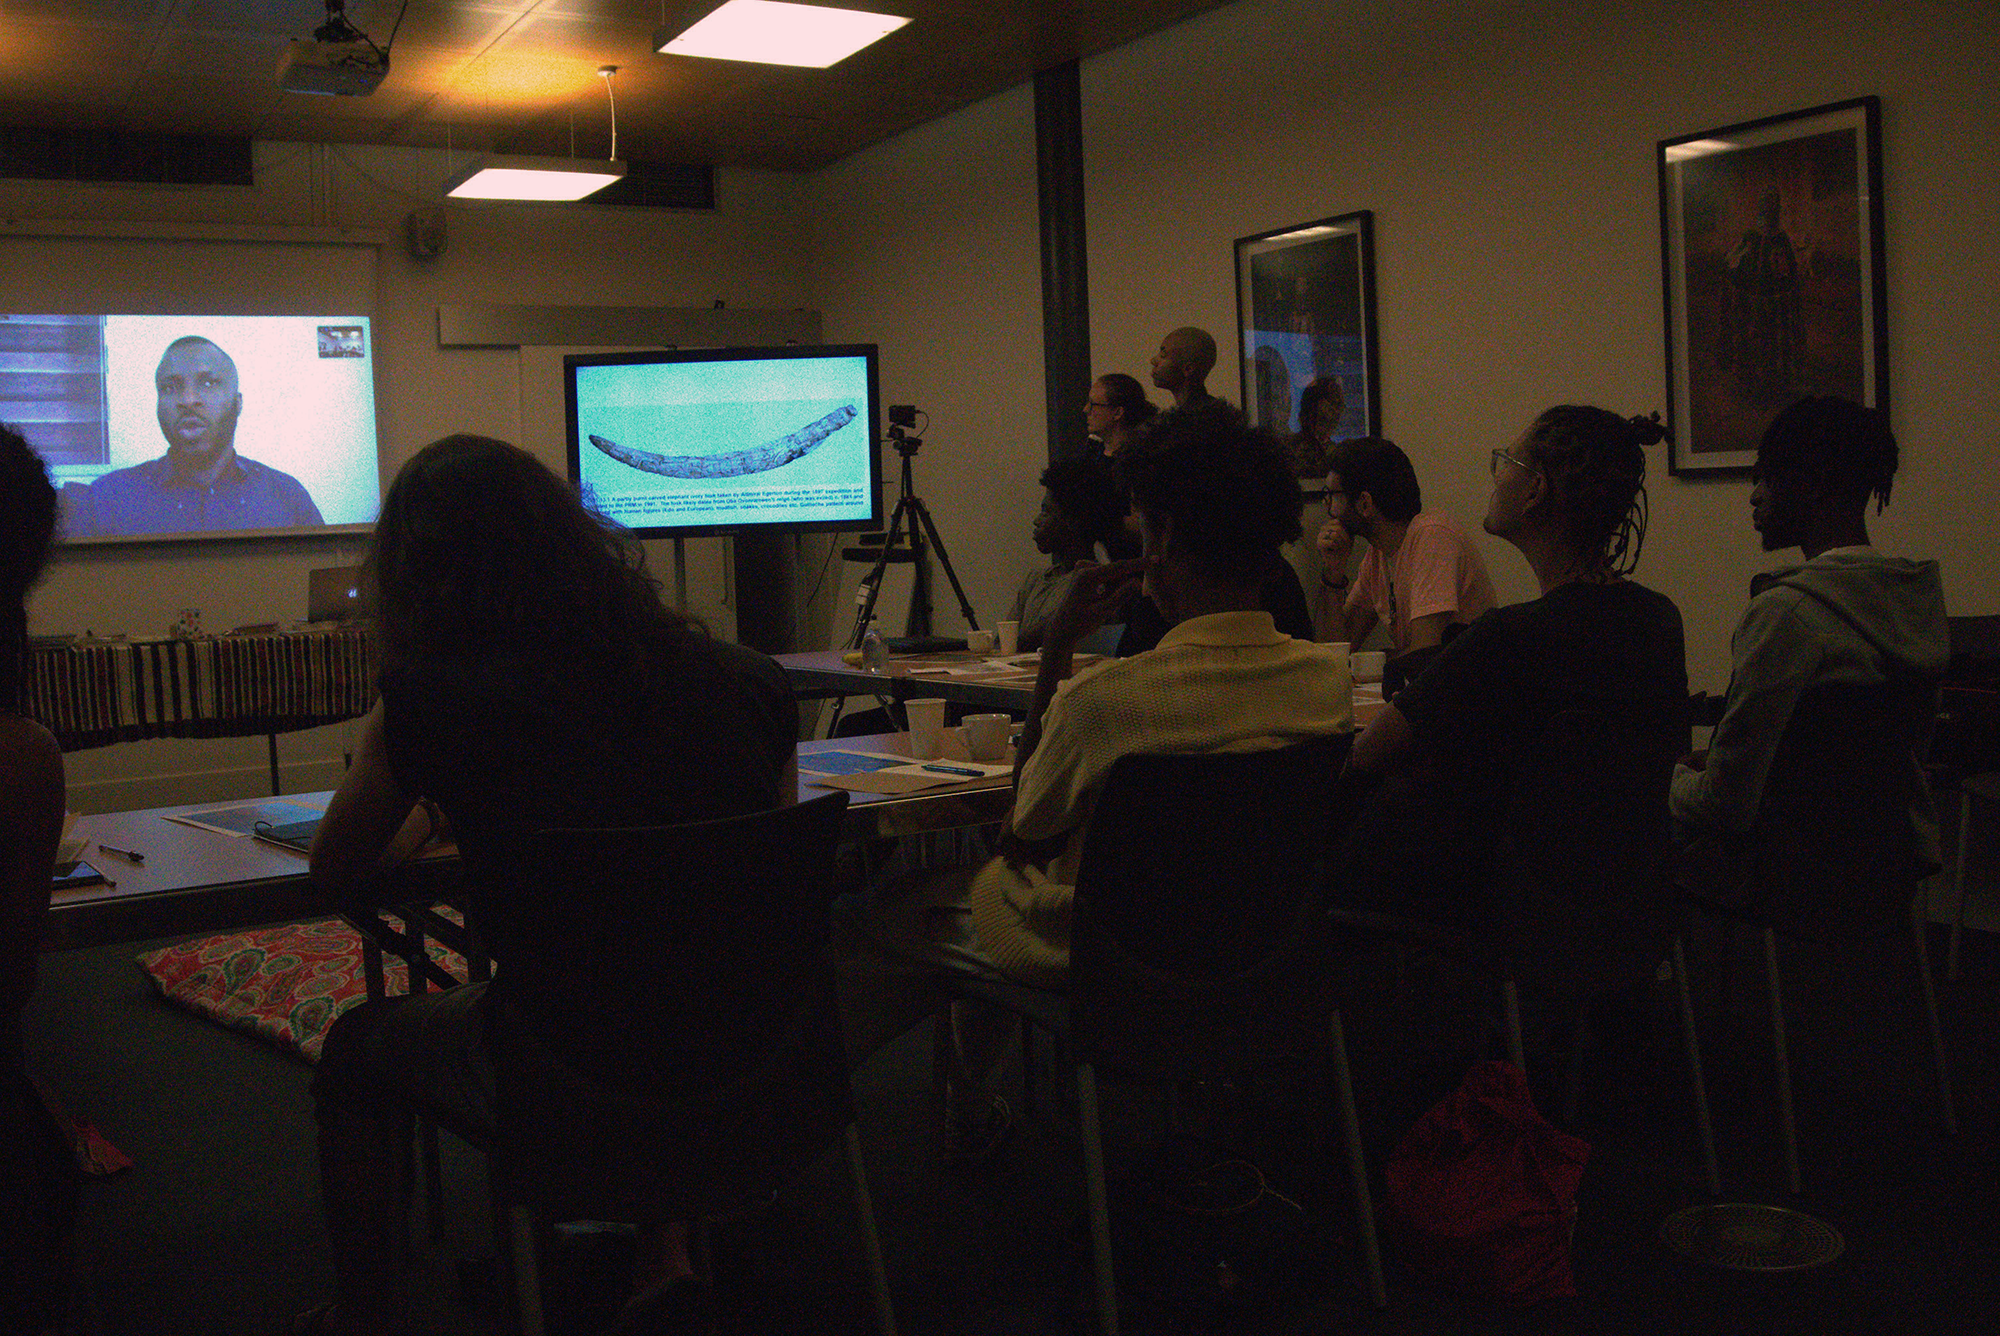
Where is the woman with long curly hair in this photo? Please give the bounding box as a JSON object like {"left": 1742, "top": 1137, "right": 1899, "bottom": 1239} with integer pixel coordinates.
{"left": 303, "top": 435, "right": 796, "bottom": 1336}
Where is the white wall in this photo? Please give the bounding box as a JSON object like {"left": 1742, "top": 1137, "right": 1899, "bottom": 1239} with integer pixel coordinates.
{"left": 5, "top": 144, "right": 810, "bottom": 808}
{"left": 803, "top": 83, "right": 1046, "bottom": 648}
{"left": 808, "top": 0, "right": 2000, "bottom": 691}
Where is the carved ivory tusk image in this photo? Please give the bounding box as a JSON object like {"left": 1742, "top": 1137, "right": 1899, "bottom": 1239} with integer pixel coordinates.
{"left": 588, "top": 402, "right": 859, "bottom": 480}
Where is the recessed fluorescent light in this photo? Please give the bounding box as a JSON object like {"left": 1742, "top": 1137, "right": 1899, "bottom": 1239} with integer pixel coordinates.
{"left": 444, "top": 155, "right": 626, "bottom": 201}
{"left": 655, "top": 0, "right": 910, "bottom": 69}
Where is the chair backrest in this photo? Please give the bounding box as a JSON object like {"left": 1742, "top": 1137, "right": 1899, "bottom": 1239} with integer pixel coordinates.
{"left": 489, "top": 792, "right": 854, "bottom": 1221}
{"left": 1935, "top": 616, "right": 2000, "bottom": 780}
{"left": 1486, "top": 703, "right": 1685, "bottom": 993}
{"left": 1752, "top": 678, "right": 1936, "bottom": 940}
{"left": 1067, "top": 732, "right": 1351, "bottom": 1078}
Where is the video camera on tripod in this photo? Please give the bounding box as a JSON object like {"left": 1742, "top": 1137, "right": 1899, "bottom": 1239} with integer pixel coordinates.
{"left": 848, "top": 403, "right": 978, "bottom": 649}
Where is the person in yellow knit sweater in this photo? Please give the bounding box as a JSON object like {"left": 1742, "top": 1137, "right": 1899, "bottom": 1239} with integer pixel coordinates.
{"left": 841, "top": 400, "right": 1352, "bottom": 1164}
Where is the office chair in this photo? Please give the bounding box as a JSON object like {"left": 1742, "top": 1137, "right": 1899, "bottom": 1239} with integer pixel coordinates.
{"left": 465, "top": 793, "right": 895, "bottom": 1336}
{"left": 956, "top": 733, "right": 1358, "bottom": 1333}
{"left": 1325, "top": 705, "right": 1719, "bottom": 1298}
{"left": 1673, "top": 681, "right": 1955, "bottom": 1209}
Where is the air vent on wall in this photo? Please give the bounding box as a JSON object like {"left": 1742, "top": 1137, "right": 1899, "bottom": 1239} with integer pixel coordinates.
{"left": 0, "top": 127, "right": 253, "bottom": 186}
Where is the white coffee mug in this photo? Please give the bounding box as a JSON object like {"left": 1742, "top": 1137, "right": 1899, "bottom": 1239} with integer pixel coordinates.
{"left": 905, "top": 697, "right": 949, "bottom": 759}
{"left": 1350, "top": 649, "right": 1386, "bottom": 682}
{"left": 965, "top": 628, "right": 997, "bottom": 654}
{"left": 996, "top": 621, "right": 1021, "bottom": 655}
{"left": 963, "top": 713, "right": 1013, "bottom": 762}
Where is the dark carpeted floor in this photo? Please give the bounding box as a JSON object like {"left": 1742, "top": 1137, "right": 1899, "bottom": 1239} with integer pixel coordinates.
{"left": 22, "top": 911, "right": 2000, "bottom": 1336}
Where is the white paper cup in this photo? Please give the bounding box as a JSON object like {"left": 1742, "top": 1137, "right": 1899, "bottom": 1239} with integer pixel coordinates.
{"left": 996, "top": 621, "right": 1020, "bottom": 655}
{"left": 905, "top": 697, "right": 949, "bottom": 759}
{"left": 963, "top": 713, "right": 1013, "bottom": 762}
{"left": 965, "top": 628, "right": 997, "bottom": 654}
{"left": 1351, "top": 649, "right": 1386, "bottom": 682}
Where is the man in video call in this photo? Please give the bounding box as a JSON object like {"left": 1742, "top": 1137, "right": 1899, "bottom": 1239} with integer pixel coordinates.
{"left": 64, "top": 335, "right": 323, "bottom": 536}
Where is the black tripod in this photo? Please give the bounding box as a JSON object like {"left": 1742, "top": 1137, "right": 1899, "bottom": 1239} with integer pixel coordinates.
{"left": 850, "top": 426, "right": 979, "bottom": 647}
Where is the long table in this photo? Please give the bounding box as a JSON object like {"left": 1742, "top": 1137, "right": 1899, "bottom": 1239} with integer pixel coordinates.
{"left": 778, "top": 647, "right": 1391, "bottom": 725}
{"left": 26, "top": 627, "right": 380, "bottom": 792}
{"left": 47, "top": 733, "right": 1015, "bottom": 951}
{"left": 777, "top": 648, "right": 1043, "bottom": 711}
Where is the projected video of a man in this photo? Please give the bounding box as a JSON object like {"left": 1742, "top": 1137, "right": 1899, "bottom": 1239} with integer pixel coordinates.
{"left": 62, "top": 335, "right": 324, "bottom": 537}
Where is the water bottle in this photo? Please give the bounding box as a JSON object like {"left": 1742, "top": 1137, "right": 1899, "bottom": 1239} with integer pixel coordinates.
{"left": 860, "top": 619, "right": 889, "bottom": 674}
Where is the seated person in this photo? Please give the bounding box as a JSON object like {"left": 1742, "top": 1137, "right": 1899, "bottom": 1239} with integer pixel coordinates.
{"left": 1114, "top": 407, "right": 1315, "bottom": 655}
{"left": 844, "top": 401, "right": 1352, "bottom": 1159}
{"left": 1009, "top": 456, "right": 1129, "bottom": 652}
{"left": 1315, "top": 436, "right": 1497, "bottom": 658}
{"left": 1085, "top": 371, "right": 1158, "bottom": 462}
{"left": 302, "top": 436, "right": 796, "bottom": 1336}
{"left": 1339, "top": 406, "right": 1686, "bottom": 930}
{"left": 0, "top": 425, "right": 76, "bottom": 1336}
{"left": 1671, "top": 396, "right": 1947, "bottom": 857}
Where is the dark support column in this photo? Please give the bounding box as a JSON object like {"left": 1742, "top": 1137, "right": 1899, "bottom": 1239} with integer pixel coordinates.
{"left": 1035, "top": 61, "right": 1091, "bottom": 464}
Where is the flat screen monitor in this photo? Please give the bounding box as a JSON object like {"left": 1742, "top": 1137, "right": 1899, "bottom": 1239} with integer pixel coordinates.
{"left": 3, "top": 313, "right": 383, "bottom": 544}
{"left": 564, "top": 345, "right": 881, "bottom": 538}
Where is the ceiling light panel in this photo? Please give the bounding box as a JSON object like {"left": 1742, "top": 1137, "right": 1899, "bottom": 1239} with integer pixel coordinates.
{"left": 444, "top": 155, "right": 625, "bottom": 200}
{"left": 658, "top": 1, "right": 909, "bottom": 69}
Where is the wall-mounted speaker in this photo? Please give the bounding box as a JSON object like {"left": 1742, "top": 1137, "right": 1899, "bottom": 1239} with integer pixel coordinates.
{"left": 404, "top": 205, "right": 446, "bottom": 259}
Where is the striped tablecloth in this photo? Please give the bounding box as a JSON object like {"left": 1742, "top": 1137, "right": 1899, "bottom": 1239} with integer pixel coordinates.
{"left": 26, "top": 628, "right": 379, "bottom": 752}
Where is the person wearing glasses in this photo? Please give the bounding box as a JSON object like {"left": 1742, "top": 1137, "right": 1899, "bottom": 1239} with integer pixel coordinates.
{"left": 1338, "top": 406, "right": 1685, "bottom": 926}
{"left": 1314, "top": 435, "right": 1496, "bottom": 656}
{"left": 1084, "top": 372, "right": 1157, "bottom": 460}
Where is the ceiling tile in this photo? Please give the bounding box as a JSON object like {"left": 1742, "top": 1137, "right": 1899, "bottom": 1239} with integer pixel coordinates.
{"left": 177, "top": 1, "right": 324, "bottom": 39}
{"left": 0, "top": 0, "right": 168, "bottom": 25}
{"left": 146, "top": 30, "right": 291, "bottom": 81}
{"left": 387, "top": 1, "right": 535, "bottom": 53}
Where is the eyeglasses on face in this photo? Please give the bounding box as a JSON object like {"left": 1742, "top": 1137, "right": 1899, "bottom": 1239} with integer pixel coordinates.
{"left": 1490, "top": 448, "right": 1537, "bottom": 479}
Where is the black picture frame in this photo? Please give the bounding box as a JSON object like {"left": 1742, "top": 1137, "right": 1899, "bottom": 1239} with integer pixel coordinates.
{"left": 1657, "top": 97, "right": 1887, "bottom": 477}
{"left": 1234, "top": 210, "right": 1379, "bottom": 482}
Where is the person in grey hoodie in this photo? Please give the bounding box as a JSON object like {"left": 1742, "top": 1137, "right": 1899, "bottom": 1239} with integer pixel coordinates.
{"left": 1671, "top": 396, "right": 1948, "bottom": 862}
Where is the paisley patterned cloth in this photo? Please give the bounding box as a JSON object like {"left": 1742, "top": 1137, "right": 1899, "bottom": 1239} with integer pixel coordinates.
{"left": 136, "top": 914, "right": 468, "bottom": 1063}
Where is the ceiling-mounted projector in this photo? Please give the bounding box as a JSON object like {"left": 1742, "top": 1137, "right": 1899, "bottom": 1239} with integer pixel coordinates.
{"left": 277, "top": 1, "right": 390, "bottom": 96}
{"left": 277, "top": 39, "right": 389, "bottom": 96}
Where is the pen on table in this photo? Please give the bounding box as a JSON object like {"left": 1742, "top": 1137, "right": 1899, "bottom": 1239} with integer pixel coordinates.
{"left": 98, "top": 843, "right": 145, "bottom": 864}
{"left": 920, "top": 763, "right": 984, "bottom": 777}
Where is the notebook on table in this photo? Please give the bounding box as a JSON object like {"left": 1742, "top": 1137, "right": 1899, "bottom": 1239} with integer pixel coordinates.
{"left": 251, "top": 817, "right": 322, "bottom": 853}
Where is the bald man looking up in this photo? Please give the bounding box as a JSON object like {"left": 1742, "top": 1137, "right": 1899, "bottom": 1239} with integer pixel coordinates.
{"left": 1150, "top": 326, "right": 1220, "bottom": 411}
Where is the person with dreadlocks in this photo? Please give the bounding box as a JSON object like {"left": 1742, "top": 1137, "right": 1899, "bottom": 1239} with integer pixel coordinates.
{"left": 1335, "top": 404, "right": 1686, "bottom": 926}
{"left": 1671, "top": 395, "right": 1946, "bottom": 845}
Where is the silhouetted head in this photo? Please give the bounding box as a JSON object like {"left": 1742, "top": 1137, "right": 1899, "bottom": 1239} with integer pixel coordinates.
{"left": 1485, "top": 406, "right": 1663, "bottom": 575}
{"left": 366, "top": 434, "right": 693, "bottom": 670}
{"left": 1119, "top": 400, "right": 1301, "bottom": 604}
{"left": 1752, "top": 396, "right": 1897, "bottom": 553}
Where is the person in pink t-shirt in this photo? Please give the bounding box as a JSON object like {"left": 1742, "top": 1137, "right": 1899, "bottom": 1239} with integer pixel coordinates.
{"left": 1315, "top": 436, "right": 1497, "bottom": 657}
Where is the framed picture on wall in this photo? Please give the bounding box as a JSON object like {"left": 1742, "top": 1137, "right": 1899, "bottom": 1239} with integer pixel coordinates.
{"left": 1657, "top": 97, "right": 1887, "bottom": 477}
{"left": 1234, "top": 210, "right": 1378, "bottom": 485}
